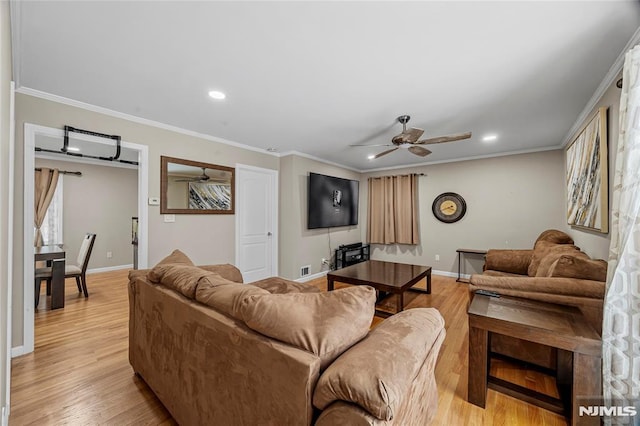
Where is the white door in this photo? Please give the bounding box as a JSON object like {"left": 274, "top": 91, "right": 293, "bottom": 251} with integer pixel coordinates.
{"left": 235, "top": 165, "right": 278, "bottom": 283}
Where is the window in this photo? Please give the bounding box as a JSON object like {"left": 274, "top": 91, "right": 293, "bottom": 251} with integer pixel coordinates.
{"left": 40, "top": 176, "right": 63, "bottom": 245}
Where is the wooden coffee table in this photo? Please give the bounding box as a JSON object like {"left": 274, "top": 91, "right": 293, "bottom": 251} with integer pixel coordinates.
{"left": 327, "top": 260, "right": 431, "bottom": 317}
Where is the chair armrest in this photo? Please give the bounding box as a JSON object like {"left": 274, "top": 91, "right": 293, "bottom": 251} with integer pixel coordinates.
{"left": 484, "top": 249, "right": 533, "bottom": 275}
{"left": 313, "top": 308, "right": 445, "bottom": 421}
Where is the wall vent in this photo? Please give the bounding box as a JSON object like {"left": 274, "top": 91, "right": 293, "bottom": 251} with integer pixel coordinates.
{"left": 300, "top": 265, "right": 311, "bottom": 277}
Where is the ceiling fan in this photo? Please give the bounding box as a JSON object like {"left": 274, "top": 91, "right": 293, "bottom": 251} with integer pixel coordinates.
{"left": 351, "top": 115, "right": 472, "bottom": 159}
{"left": 175, "top": 167, "right": 212, "bottom": 182}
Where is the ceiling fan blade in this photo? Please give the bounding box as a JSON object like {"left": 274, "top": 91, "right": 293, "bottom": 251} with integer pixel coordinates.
{"left": 417, "top": 132, "right": 472, "bottom": 145}
{"left": 392, "top": 127, "right": 424, "bottom": 144}
{"left": 374, "top": 147, "right": 399, "bottom": 159}
{"left": 408, "top": 146, "right": 432, "bottom": 157}
{"left": 349, "top": 143, "right": 394, "bottom": 147}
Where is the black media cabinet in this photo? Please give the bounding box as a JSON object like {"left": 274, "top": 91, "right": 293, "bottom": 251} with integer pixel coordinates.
{"left": 334, "top": 243, "right": 370, "bottom": 270}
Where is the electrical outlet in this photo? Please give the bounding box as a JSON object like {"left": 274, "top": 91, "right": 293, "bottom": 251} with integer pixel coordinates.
{"left": 164, "top": 214, "right": 176, "bottom": 223}
{"left": 435, "top": 254, "right": 440, "bottom": 261}
{"left": 321, "top": 258, "right": 330, "bottom": 266}
{"left": 107, "top": 251, "right": 113, "bottom": 259}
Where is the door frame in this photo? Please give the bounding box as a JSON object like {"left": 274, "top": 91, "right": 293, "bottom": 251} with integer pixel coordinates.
{"left": 18, "top": 123, "right": 148, "bottom": 355}
{"left": 235, "top": 164, "right": 278, "bottom": 279}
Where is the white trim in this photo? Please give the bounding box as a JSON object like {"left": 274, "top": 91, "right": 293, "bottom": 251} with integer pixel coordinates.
{"left": 35, "top": 152, "right": 138, "bottom": 170}
{"left": 16, "top": 87, "right": 280, "bottom": 158}
{"left": 432, "top": 269, "right": 471, "bottom": 280}
{"left": 2, "top": 405, "right": 8, "bottom": 426}
{"left": 278, "top": 150, "right": 361, "bottom": 173}
{"left": 9, "top": 1, "right": 21, "bottom": 90}
{"left": 561, "top": 27, "right": 640, "bottom": 147}
{"left": 87, "top": 264, "right": 133, "bottom": 274}
{"left": 10, "top": 346, "right": 25, "bottom": 358}
{"left": 21, "top": 123, "right": 149, "bottom": 355}
{"left": 363, "top": 145, "right": 562, "bottom": 173}
{"left": 235, "top": 164, "right": 279, "bottom": 279}
{"left": 295, "top": 270, "right": 328, "bottom": 283}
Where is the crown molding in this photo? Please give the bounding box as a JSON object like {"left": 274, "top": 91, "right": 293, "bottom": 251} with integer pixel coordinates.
{"left": 561, "top": 26, "right": 640, "bottom": 147}
{"left": 15, "top": 87, "right": 280, "bottom": 158}
{"left": 278, "top": 150, "right": 362, "bottom": 173}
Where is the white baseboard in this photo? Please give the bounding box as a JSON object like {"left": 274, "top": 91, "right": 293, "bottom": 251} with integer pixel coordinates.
{"left": 10, "top": 345, "right": 25, "bottom": 358}
{"left": 2, "top": 405, "right": 8, "bottom": 426}
{"left": 295, "top": 270, "right": 329, "bottom": 283}
{"left": 432, "top": 269, "right": 470, "bottom": 280}
{"left": 87, "top": 264, "right": 133, "bottom": 274}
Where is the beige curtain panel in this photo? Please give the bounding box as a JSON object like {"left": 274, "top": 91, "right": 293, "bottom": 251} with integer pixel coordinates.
{"left": 367, "top": 174, "right": 419, "bottom": 245}
{"left": 34, "top": 167, "right": 60, "bottom": 247}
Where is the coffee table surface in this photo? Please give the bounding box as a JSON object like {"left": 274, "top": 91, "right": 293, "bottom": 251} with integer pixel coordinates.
{"left": 327, "top": 260, "right": 431, "bottom": 292}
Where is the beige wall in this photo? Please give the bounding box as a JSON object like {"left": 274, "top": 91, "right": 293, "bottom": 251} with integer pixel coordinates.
{"left": 563, "top": 73, "right": 622, "bottom": 260}
{"left": 34, "top": 158, "right": 138, "bottom": 270}
{"left": 361, "top": 150, "right": 567, "bottom": 274}
{"left": 1, "top": 0, "right": 12, "bottom": 418}
{"left": 279, "top": 155, "right": 362, "bottom": 279}
{"left": 13, "top": 93, "right": 278, "bottom": 347}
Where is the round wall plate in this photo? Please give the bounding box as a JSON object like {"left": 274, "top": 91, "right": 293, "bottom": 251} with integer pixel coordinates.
{"left": 432, "top": 192, "right": 467, "bottom": 223}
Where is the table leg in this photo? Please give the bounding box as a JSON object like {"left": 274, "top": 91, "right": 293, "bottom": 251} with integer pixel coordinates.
{"left": 468, "top": 326, "right": 488, "bottom": 408}
{"left": 327, "top": 277, "right": 334, "bottom": 291}
{"left": 50, "top": 258, "right": 65, "bottom": 309}
{"left": 457, "top": 252, "right": 461, "bottom": 282}
{"left": 427, "top": 270, "right": 431, "bottom": 294}
{"left": 396, "top": 292, "right": 404, "bottom": 313}
{"left": 572, "top": 353, "right": 601, "bottom": 426}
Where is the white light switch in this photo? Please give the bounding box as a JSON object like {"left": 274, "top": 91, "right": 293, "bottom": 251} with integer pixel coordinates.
{"left": 148, "top": 197, "right": 160, "bottom": 205}
{"left": 164, "top": 214, "right": 175, "bottom": 223}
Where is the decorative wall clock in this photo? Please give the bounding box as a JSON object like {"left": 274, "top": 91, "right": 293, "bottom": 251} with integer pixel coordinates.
{"left": 432, "top": 192, "right": 466, "bottom": 223}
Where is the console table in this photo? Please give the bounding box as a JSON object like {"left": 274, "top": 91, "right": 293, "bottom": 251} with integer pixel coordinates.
{"left": 456, "top": 248, "right": 487, "bottom": 282}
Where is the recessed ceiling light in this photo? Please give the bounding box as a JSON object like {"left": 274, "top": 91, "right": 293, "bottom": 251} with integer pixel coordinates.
{"left": 67, "top": 146, "right": 80, "bottom": 152}
{"left": 367, "top": 154, "right": 376, "bottom": 160}
{"left": 208, "top": 90, "right": 226, "bottom": 100}
{"left": 482, "top": 134, "right": 498, "bottom": 142}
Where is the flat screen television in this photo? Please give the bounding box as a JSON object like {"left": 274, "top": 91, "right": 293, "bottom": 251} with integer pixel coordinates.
{"left": 308, "top": 172, "right": 359, "bottom": 229}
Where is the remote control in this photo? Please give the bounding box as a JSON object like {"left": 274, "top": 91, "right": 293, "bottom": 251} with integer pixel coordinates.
{"left": 475, "top": 289, "right": 501, "bottom": 298}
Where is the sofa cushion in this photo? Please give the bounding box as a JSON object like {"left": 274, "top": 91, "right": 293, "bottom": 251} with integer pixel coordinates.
{"left": 147, "top": 249, "right": 194, "bottom": 282}
{"left": 197, "top": 264, "right": 244, "bottom": 283}
{"left": 240, "top": 286, "right": 376, "bottom": 369}
{"left": 529, "top": 241, "right": 581, "bottom": 277}
{"left": 549, "top": 255, "right": 607, "bottom": 282}
{"left": 195, "top": 274, "right": 270, "bottom": 320}
{"left": 535, "top": 248, "right": 589, "bottom": 278}
{"left": 313, "top": 308, "right": 445, "bottom": 421}
{"left": 147, "top": 264, "right": 216, "bottom": 299}
{"left": 250, "top": 277, "right": 322, "bottom": 294}
{"left": 535, "top": 229, "right": 574, "bottom": 245}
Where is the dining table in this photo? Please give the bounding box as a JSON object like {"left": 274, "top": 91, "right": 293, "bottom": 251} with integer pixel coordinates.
{"left": 35, "top": 245, "right": 66, "bottom": 309}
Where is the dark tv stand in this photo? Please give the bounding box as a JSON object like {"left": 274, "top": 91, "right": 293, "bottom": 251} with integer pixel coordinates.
{"left": 334, "top": 243, "right": 370, "bottom": 270}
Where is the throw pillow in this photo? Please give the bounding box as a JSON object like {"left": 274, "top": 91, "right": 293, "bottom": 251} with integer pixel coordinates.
{"left": 147, "top": 249, "right": 194, "bottom": 282}
{"left": 528, "top": 241, "right": 581, "bottom": 277}
{"left": 239, "top": 286, "right": 376, "bottom": 369}
{"left": 313, "top": 308, "right": 445, "bottom": 421}
{"left": 535, "top": 248, "right": 588, "bottom": 278}
{"left": 195, "top": 274, "right": 270, "bottom": 320}
{"left": 148, "top": 264, "right": 217, "bottom": 299}
{"left": 549, "top": 255, "right": 608, "bottom": 282}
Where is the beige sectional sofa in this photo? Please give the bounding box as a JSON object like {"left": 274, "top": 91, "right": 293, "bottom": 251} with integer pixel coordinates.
{"left": 128, "top": 250, "right": 446, "bottom": 425}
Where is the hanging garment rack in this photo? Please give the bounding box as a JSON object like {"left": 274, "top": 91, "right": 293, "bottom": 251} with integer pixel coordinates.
{"left": 35, "top": 168, "right": 82, "bottom": 177}
{"left": 34, "top": 125, "right": 139, "bottom": 166}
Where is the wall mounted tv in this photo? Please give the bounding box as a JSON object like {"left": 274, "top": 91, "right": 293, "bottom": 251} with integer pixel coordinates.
{"left": 308, "top": 172, "right": 359, "bottom": 229}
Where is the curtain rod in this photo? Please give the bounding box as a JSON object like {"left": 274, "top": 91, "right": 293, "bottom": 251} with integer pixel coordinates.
{"left": 369, "top": 173, "right": 425, "bottom": 179}
{"left": 35, "top": 168, "right": 82, "bottom": 177}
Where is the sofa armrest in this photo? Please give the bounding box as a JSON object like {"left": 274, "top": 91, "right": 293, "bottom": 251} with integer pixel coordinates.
{"left": 469, "top": 274, "right": 605, "bottom": 299}
{"left": 315, "top": 401, "right": 387, "bottom": 426}
{"left": 484, "top": 249, "right": 533, "bottom": 275}
{"left": 313, "top": 308, "right": 445, "bottom": 422}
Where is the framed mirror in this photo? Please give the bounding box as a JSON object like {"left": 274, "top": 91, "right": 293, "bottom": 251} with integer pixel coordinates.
{"left": 161, "top": 156, "right": 235, "bottom": 214}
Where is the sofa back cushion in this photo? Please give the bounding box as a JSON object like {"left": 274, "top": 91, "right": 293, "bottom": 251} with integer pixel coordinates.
{"left": 240, "top": 286, "right": 376, "bottom": 369}
{"left": 528, "top": 241, "right": 581, "bottom": 277}
{"left": 313, "top": 308, "right": 445, "bottom": 421}
{"left": 195, "top": 274, "right": 270, "bottom": 320}
{"left": 549, "top": 255, "right": 608, "bottom": 282}
{"left": 197, "top": 264, "right": 244, "bottom": 283}
{"left": 535, "top": 229, "right": 574, "bottom": 245}
{"left": 147, "top": 249, "right": 194, "bottom": 282}
{"left": 147, "top": 264, "right": 217, "bottom": 299}
{"left": 535, "top": 247, "right": 589, "bottom": 278}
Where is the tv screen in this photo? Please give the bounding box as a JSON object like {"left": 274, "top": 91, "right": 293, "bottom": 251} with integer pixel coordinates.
{"left": 308, "top": 172, "right": 359, "bottom": 229}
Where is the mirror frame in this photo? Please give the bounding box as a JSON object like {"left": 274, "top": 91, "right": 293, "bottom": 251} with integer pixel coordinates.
{"left": 160, "top": 155, "right": 235, "bottom": 214}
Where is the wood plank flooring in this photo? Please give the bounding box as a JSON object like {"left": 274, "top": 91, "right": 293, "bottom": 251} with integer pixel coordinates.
{"left": 10, "top": 270, "right": 567, "bottom": 425}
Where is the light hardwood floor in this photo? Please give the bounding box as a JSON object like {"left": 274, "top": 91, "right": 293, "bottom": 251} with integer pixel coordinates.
{"left": 10, "top": 270, "right": 567, "bottom": 425}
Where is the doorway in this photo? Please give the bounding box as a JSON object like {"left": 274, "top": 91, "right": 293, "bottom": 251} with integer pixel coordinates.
{"left": 19, "top": 123, "right": 148, "bottom": 355}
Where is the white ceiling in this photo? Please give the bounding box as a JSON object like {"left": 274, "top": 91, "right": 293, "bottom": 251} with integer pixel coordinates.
{"left": 12, "top": 1, "right": 640, "bottom": 171}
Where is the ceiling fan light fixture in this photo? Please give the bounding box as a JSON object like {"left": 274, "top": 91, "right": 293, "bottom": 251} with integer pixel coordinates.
{"left": 208, "top": 90, "right": 226, "bottom": 100}
{"left": 482, "top": 134, "right": 498, "bottom": 142}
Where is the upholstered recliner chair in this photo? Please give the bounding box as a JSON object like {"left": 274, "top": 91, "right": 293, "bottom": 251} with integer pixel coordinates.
{"left": 469, "top": 229, "right": 606, "bottom": 367}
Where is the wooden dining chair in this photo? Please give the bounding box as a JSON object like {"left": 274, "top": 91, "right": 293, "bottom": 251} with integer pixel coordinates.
{"left": 35, "top": 233, "right": 97, "bottom": 307}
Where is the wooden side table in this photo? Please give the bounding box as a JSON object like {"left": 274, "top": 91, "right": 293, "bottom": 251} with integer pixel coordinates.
{"left": 467, "top": 294, "right": 601, "bottom": 425}
{"left": 456, "top": 248, "right": 487, "bottom": 282}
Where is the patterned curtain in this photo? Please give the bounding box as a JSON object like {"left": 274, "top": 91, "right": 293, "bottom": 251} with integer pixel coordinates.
{"left": 34, "top": 167, "right": 60, "bottom": 247}
{"left": 602, "top": 45, "right": 640, "bottom": 422}
{"left": 367, "top": 174, "right": 419, "bottom": 245}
